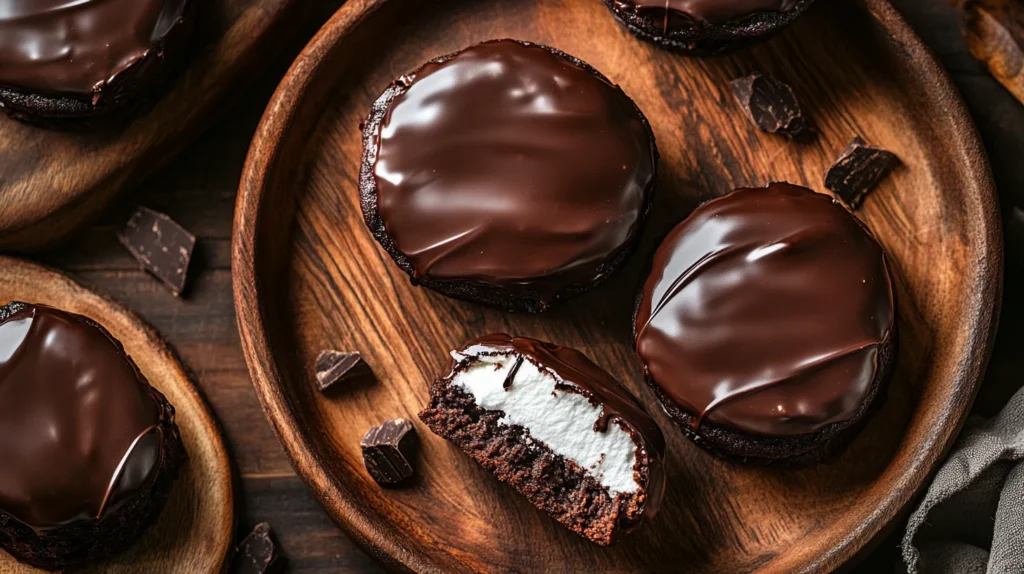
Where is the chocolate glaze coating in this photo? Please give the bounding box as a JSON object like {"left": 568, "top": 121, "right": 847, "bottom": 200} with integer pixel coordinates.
{"left": 634, "top": 183, "right": 896, "bottom": 464}
{"left": 605, "top": 0, "right": 814, "bottom": 55}
{"left": 0, "top": 304, "right": 163, "bottom": 528}
{"left": 0, "top": 302, "right": 185, "bottom": 569}
{"left": 360, "top": 40, "right": 657, "bottom": 312}
{"left": 0, "top": 0, "right": 195, "bottom": 121}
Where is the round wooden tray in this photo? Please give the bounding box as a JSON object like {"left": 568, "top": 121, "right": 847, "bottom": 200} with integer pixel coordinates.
{"left": 0, "top": 0, "right": 312, "bottom": 253}
{"left": 0, "top": 258, "right": 234, "bottom": 574}
{"left": 232, "top": 0, "right": 1002, "bottom": 571}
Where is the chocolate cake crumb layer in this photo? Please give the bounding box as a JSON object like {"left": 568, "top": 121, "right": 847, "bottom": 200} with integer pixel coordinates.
{"left": 634, "top": 183, "right": 896, "bottom": 465}
{"left": 360, "top": 39, "right": 657, "bottom": 313}
{"left": 0, "top": 302, "right": 185, "bottom": 570}
{"left": 604, "top": 0, "right": 815, "bottom": 55}
{"left": 419, "top": 334, "right": 665, "bottom": 545}
{"left": 0, "top": 0, "right": 196, "bottom": 122}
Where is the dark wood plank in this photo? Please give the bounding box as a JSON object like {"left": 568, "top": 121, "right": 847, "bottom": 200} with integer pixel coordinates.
{"left": 240, "top": 477, "right": 384, "bottom": 573}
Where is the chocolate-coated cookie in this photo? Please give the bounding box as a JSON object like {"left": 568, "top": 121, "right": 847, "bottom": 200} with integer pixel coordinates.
{"left": 0, "top": 302, "right": 186, "bottom": 569}
{"left": 605, "top": 0, "right": 816, "bottom": 55}
{"left": 0, "top": 0, "right": 196, "bottom": 124}
{"left": 634, "top": 183, "right": 896, "bottom": 465}
{"left": 359, "top": 39, "right": 658, "bottom": 313}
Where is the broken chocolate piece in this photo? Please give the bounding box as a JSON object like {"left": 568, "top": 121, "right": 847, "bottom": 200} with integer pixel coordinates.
{"left": 231, "top": 523, "right": 282, "bottom": 574}
{"left": 361, "top": 419, "right": 417, "bottom": 486}
{"left": 503, "top": 356, "right": 524, "bottom": 390}
{"left": 117, "top": 207, "right": 196, "bottom": 297}
{"left": 825, "top": 136, "right": 900, "bottom": 209}
{"left": 731, "top": 73, "right": 808, "bottom": 137}
{"left": 314, "top": 350, "right": 363, "bottom": 392}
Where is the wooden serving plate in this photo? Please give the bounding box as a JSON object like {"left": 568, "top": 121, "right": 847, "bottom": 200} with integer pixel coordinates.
{"left": 0, "top": 0, "right": 314, "bottom": 253}
{"left": 232, "top": 0, "right": 1002, "bottom": 571}
{"left": 0, "top": 258, "right": 234, "bottom": 574}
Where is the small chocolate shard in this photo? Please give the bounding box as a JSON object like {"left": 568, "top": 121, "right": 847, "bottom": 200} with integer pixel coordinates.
{"left": 825, "top": 136, "right": 900, "bottom": 209}
{"left": 502, "top": 356, "right": 524, "bottom": 390}
{"left": 231, "top": 522, "right": 282, "bottom": 574}
{"left": 361, "top": 419, "right": 417, "bottom": 486}
{"left": 314, "top": 350, "right": 362, "bottom": 392}
{"left": 731, "top": 73, "right": 808, "bottom": 137}
{"left": 117, "top": 206, "right": 196, "bottom": 297}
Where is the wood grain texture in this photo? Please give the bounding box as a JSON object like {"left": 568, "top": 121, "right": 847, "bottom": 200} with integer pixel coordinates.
{"left": 232, "top": 0, "right": 1002, "bottom": 571}
{"left": 0, "top": 0, "right": 312, "bottom": 253}
{"left": 956, "top": 0, "right": 1024, "bottom": 106}
{"left": 0, "top": 258, "right": 234, "bottom": 574}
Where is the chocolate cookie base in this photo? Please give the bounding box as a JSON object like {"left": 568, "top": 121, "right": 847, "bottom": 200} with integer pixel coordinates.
{"left": 0, "top": 302, "right": 187, "bottom": 570}
{"left": 359, "top": 40, "right": 657, "bottom": 314}
{"left": 603, "top": 0, "right": 815, "bottom": 55}
{"left": 0, "top": 1, "right": 196, "bottom": 126}
{"left": 646, "top": 328, "right": 896, "bottom": 466}
{"left": 419, "top": 376, "right": 655, "bottom": 546}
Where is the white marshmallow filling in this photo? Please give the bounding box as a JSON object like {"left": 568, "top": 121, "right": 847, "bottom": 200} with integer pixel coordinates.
{"left": 449, "top": 346, "right": 641, "bottom": 496}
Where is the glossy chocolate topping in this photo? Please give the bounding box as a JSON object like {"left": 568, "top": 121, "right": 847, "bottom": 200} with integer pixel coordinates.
{"left": 0, "top": 303, "right": 162, "bottom": 529}
{"left": 622, "top": 0, "right": 798, "bottom": 24}
{"left": 635, "top": 183, "right": 894, "bottom": 437}
{"left": 372, "top": 40, "right": 656, "bottom": 300}
{"left": 0, "top": 0, "right": 188, "bottom": 98}
{"left": 459, "top": 333, "right": 666, "bottom": 460}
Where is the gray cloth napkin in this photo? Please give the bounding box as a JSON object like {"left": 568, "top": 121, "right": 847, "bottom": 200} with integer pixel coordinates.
{"left": 902, "top": 384, "right": 1024, "bottom": 573}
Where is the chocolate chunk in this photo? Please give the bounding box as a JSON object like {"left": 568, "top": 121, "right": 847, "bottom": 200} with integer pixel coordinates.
{"left": 731, "top": 73, "right": 808, "bottom": 137}
{"left": 314, "top": 350, "right": 362, "bottom": 392}
{"left": 117, "top": 207, "right": 196, "bottom": 297}
{"left": 361, "top": 419, "right": 417, "bottom": 486}
{"left": 825, "top": 137, "right": 900, "bottom": 209}
{"left": 231, "top": 523, "right": 282, "bottom": 574}
{"left": 503, "top": 356, "right": 524, "bottom": 390}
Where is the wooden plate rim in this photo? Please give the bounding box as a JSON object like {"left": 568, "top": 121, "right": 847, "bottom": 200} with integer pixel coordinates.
{"left": 0, "top": 256, "right": 237, "bottom": 574}
{"left": 231, "top": 0, "right": 1002, "bottom": 571}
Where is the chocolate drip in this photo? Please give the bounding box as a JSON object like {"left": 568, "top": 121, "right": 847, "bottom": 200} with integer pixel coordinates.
{"left": 460, "top": 333, "right": 666, "bottom": 458}
{"left": 372, "top": 40, "right": 655, "bottom": 301}
{"left": 0, "top": 304, "right": 162, "bottom": 529}
{"left": 503, "top": 356, "right": 524, "bottom": 390}
{"left": 621, "top": 0, "right": 798, "bottom": 25}
{"left": 635, "top": 183, "right": 895, "bottom": 437}
{"left": 0, "top": 0, "right": 189, "bottom": 98}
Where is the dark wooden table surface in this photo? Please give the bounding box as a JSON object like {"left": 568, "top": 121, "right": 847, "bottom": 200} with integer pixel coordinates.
{"left": 27, "top": 0, "right": 1024, "bottom": 571}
